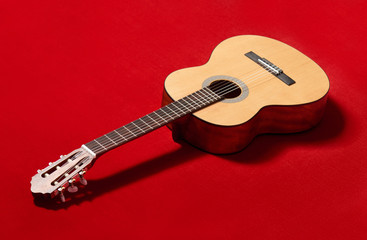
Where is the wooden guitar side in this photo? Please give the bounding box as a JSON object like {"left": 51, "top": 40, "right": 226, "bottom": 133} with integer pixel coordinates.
{"left": 163, "top": 90, "right": 327, "bottom": 154}
{"left": 162, "top": 35, "right": 329, "bottom": 154}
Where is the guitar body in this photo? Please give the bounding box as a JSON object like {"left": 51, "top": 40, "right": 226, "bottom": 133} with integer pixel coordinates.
{"left": 163, "top": 35, "right": 329, "bottom": 154}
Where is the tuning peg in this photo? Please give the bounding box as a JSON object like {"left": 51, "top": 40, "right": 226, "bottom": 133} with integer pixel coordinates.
{"left": 58, "top": 187, "right": 66, "bottom": 203}
{"left": 79, "top": 171, "right": 87, "bottom": 186}
{"left": 67, "top": 179, "right": 78, "bottom": 193}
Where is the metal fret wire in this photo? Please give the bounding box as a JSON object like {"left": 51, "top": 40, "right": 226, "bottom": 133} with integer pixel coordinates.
{"left": 86, "top": 66, "right": 276, "bottom": 154}
{"left": 85, "top": 79, "right": 251, "bottom": 154}
{"left": 85, "top": 86, "right": 224, "bottom": 155}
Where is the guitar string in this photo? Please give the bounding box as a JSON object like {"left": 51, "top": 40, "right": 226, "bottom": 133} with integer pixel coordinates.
{"left": 52, "top": 73, "right": 276, "bottom": 184}
{"left": 88, "top": 70, "right": 277, "bottom": 153}
{"left": 88, "top": 73, "right": 276, "bottom": 153}
{"left": 52, "top": 83, "right": 233, "bottom": 186}
{"left": 87, "top": 69, "right": 273, "bottom": 152}
{"left": 52, "top": 79, "right": 253, "bottom": 184}
{"left": 89, "top": 51, "right": 292, "bottom": 152}
{"left": 88, "top": 70, "right": 277, "bottom": 152}
{"left": 52, "top": 156, "right": 90, "bottom": 185}
{"left": 93, "top": 55, "right": 288, "bottom": 151}
{"left": 85, "top": 69, "right": 271, "bottom": 152}
{"left": 85, "top": 88, "right": 221, "bottom": 152}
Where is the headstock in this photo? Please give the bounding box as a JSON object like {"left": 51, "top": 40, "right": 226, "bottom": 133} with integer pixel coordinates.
{"left": 30, "top": 146, "right": 96, "bottom": 202}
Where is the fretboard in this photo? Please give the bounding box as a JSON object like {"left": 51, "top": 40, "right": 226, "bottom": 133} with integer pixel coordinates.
{"left": 84, "top": 87, "right": 223, "bottom": 155}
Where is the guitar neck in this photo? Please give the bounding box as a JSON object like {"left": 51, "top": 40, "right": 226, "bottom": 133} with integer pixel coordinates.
{"left": 83, "top": 87, "right": 223, "bottom": 156}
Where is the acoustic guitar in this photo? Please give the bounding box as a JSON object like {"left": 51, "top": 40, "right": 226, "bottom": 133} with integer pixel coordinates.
{"left": 31, "top": 35, "right": 329, "bottom": 202}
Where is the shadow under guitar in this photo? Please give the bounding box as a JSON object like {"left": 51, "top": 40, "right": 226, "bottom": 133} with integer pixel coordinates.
{"left": 34, "top": 97, "right": 344, "bottom": 210}
{"left": 222, "top": 97, "right": 345, "bottom": 164}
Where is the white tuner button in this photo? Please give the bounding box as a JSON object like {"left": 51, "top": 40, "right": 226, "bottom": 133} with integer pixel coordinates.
{"left": 67, "top": 179, "right": 78, "bottom": 193}
{"left": 58, "top": 187, "right": 66, "bottom": 203}
{"left": 79, "top": 171, "right": 87, "bottom": 186}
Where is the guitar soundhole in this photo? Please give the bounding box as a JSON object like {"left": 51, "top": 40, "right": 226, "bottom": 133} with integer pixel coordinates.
{"left": 209, "top": 80, "right": 242, "bottom": 99}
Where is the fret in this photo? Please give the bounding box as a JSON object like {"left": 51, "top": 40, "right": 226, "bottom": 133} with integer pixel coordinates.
{"left": 91, "top": 141, "right": 103, "bottom": 152}
{"left": 94, "top": 139, "right": 107, "bottom": 150}
{"left": 123, "top": 125, "right": 138, "bottom": 136}
{"left": 113, "top": 129, "right": 128, "bottom": 141}
{"left": 155, "top": 109, "right": 172, "bottom": 121}
{"left": 176, "top": 99, "right": 194, "bottom": 111}
{"left": 105, "top": 134, "right": 117, "bottom": 145}
{"left": 113, "top": 126, "right": 136, "bottom": 140}
{"left": 180, "top": 97, "right": 195, "bottom": 109}
{"left": 164, "top": 105, "right": 182, "bottom": 117}
{"left": 174, "top": 101, "right": 190, "bottom": 112}
{"left": 115, "top": 127, "right": 132, "bottom": 139}
{"left": 99, "top": 135, "right": 112, "bottom": 145}
{"left": 194, "top": 91, "right": 211, "bottom": 104}
{"left": 85, "top": 141, "right": 101, "bottom": 153}
{"left": 87, "top": 139, "right": 108, "bottom": 155}
{"left": 190, "top": 92, "right": 207, "bottom": 104}
{"left": 108, "top": 130, "right": 125, "bottom": 144}
{"left": 190, "top": 94, "right": 204, "bottom": 107}
{"left": 173, "top": 101, "right": 190, "bottom": 113}
{"left": 85, "top": 140, "right": 96, "bottom": 149}
{"left": 139, "top": 116, "right": 156, "bottom": 129}
{"left": 201, "top": 87, "right": 212, "bottom": 96}
{"left": 131, "top": 121, "right": 146, "bottom": 133}
{"left": 145, "top": 114, "right": 162, "bottom": 125}
{"left": 203, "top": 87, "right": 221, "bottom": 100}
{"left": 169, "top": 102, "right": 187, "bottom": 114}
{"left": 152, "top": 111, "right": 169, "bottom": 122}
{"left": 96, "top": 136, "right": 113, "bottom": 149}
{"left": 183, "top": 95, "right": 202, "bottom": 109}
{"left": 84, "top": 86, "right": 224, "bottom": 156}
{"left": 200, "top": 88, "right": 214, "bottom": 100}
{"left": 208, "top": 89, "right": 220, "bottom": 101}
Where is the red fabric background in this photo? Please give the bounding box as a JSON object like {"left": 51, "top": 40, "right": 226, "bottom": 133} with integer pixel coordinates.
{"left": 1, "top": 0, "right": 366, "bottom": 239}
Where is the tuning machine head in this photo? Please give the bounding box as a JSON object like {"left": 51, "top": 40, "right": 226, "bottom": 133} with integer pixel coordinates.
{"left": 30, "top": 147, "right": 96, "bottom": 202}
{"left": 58, "top": 187, "right": 66, "bottom": 203}
{"left": 79, "top": 170, "right": 88, "bottom": 186}
{"left": 67, "top": 179, "right": 78, "bottom": 193}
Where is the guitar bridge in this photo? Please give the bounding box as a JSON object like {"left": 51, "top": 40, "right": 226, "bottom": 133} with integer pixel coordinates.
{"left": 245, "top": 51, "right": 295, "bottom": 86}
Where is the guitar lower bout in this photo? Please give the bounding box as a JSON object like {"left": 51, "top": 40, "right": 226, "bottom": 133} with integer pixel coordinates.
{"left": 163, "top": 35, "right": 329, "bottom": 154}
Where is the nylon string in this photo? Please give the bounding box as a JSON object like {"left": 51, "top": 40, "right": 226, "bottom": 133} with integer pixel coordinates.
{"left": 87, "top": 67, "right": 279, "bottom": 153}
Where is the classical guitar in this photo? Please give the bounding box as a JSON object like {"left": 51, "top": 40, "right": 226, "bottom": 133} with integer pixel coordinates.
{"left": 31, "top": 35, "right": 329, "bottom": 202}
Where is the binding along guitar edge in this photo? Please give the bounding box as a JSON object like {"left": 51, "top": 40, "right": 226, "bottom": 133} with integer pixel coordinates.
{"left": 30, "top": 35, "right": 330, "bottom": 203}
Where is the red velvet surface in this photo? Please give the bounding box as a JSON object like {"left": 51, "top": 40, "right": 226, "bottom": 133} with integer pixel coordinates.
{"left": 1, "top": 0, "right": 366, "bottom": 239}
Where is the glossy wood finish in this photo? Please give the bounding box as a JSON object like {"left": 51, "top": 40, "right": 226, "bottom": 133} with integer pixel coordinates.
{"left": 163, "top": 35, "right": 329, "bottom": 154}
